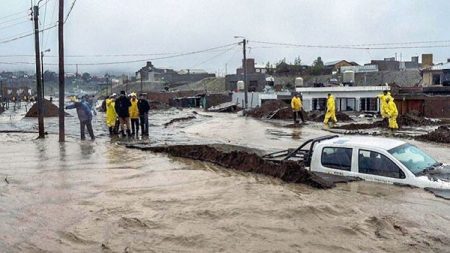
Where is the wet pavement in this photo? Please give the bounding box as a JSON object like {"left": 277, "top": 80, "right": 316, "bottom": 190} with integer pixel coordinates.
{"left": 0, "top": 102, "right": 450, "bottom": 252}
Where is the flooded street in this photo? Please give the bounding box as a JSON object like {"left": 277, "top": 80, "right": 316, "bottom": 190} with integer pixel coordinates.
{"left": 1, "top": 105, "right": 450, "bottom": 252}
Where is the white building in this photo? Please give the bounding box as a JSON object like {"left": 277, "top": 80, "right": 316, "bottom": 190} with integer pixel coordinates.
{"left": 232, "top": 86, "right": 389, "bottom": 112}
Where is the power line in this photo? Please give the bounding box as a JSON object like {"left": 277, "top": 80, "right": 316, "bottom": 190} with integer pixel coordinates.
{"left": 64, "top": 0, "right": 77, "bottom": 23}
{"left": 191, "top": 45, "right": 239, "bottom": 69}
{"left": 0, "top": 42, "right": 238, "bottom": 66}
{"left": 0, "top": 24, "right": 57, "bottom": 44}
{"left": 44, "top": 0, "right": 57, "bottom": 48}
{"left": 250, "top": 40, "right": 450, "bottom": 50}
{"left": 0, "top": 20, "right": 30, "bottom": 31}
{"left": 40, "top": 0, "right": 50, "bottom": 47}
{"left": 0, "top": 15, "right": 30, "bottom": 26}
{"left": 0, "top": 9, "right": 29, "bottom": 21}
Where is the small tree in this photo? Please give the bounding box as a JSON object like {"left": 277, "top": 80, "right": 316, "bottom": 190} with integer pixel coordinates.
{"left": 311, "top": 56, "right": 324, "bottom": 75}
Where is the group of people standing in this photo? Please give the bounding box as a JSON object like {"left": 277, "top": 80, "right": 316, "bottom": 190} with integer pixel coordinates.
{"left": 290, "top": 92, "right": 337, "bottom": 128}
{"left": 291, "top": 91, "right": 398, "bottom": 131}
{"left": 105, "top": 90, "right": 150, "bottom": 137}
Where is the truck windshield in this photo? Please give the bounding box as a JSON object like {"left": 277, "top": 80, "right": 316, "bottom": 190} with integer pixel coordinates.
{"left": 388, "top": 144, "right": 438, "bottom": 175}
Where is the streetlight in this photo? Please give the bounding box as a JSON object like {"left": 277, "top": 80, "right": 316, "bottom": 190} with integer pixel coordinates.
{"left": 41, "top": 48, "right": 51, "bottom": 99}
{"left": 234, "top": 36, "right": 248, "bottom": 109}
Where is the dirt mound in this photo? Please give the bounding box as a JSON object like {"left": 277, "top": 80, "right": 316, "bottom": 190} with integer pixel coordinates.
{"left": 397, "top": 113, "right": 438, "bottom": 127}
{"left": 417, "top": 126, "right": 450, "bottom": 143}
{"left": 334, "top": 121, "right": 385, "bottom": 130}
{"left": 246, "top": 100, "right": 289, "bottom": 119}
{"left": 307, "top": 111, "right": 353, "bottom": 122}
{"left": 25, "top": 99, "right": 70, "bottom": 117}
{"left": 127, "top": 144, "right": 347, "bottom": 189}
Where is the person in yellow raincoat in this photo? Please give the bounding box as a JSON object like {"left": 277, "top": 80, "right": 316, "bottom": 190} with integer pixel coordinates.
{"left": 291, "top": 93, "right": 305, "bottom": 124}
{"left": 324, "top": 93, "right": 337, "bottom": 127}
{"left": 385, "top": 97, "right": 398, "bottom": 130}
{"left": 105, "top": 93, "right": 117, "bottom": 135}
{"left": 129, "top": 92, "right": 140, "bottom": 136}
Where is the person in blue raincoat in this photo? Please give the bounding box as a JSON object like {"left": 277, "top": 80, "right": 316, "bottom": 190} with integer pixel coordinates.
{"left": 65, "top": 96, "right": 95, "bottom": 140}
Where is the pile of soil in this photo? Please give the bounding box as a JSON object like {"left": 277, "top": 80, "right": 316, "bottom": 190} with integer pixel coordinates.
{"left": 246, "top": 100, "right": 289, "bottom": 119}
{"left": 397, "top": 113, "right": 438, "bottom": 127}
{"left": 25, "top": 99, "right": 70, "bottom": 117}
{"left": 149, "top": 101, "right": 171, "bottom": 110}
{"left": 127, "top": 144, "right": 344, "bottom": 189}
{"left": 307, "top": 111, "right": 353, "bottom": 122}
{"left": 163, "top": 116, "right": 196, "bottom": 128}
{"left": 417, "top": 126, "right": 450, "bottom": 143}
{"left": 334, "top": 121, "right": 385, "bottom": 130}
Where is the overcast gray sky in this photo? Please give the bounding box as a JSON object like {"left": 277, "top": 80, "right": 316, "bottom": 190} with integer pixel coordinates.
{"left": 0, "top": 0, "right": 449, "bottom": 75}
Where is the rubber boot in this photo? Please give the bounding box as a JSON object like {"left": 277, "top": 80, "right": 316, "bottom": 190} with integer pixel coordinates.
{"left": 121, "top": 130, "right": 126, "bottom": 137}
{"left": 126, "top": 129, "right": 132, "bottom": 137}
{"left": 109, "top": 127, "right": 113, "bottom": 136}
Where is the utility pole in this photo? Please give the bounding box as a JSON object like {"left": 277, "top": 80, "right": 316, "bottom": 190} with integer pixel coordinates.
{"left": 140, "top": 71, "right": 143, "bottom": 93}
{"left": 58, "top": 0, "right": 65, "bottom": 142}
{"left": 242, "top": 39, "right": 248, "bottom": 109}
{"left": 41, "top": 51, "right": 44, "bottom": 98}
{"left": 33, "top": 5, "right": 45, "bottom": 138}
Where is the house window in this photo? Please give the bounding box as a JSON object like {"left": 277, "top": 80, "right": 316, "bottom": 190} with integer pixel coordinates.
{"left": 321, "top": 147, "right": 352, "bottom": 171}
{"left": 361, "top": 98, "right": 378, "bottom": 111}
{"left": 358, "top": 150, "right": 405, "bottom": 179}
{"left": 312, "top": 98, "right": 327, "bottom": 111}
{"left": 249, "top": 81, "right": 258, "bottom": 92}
{"left": 432, "top": 74, "right": 441, "bottom": 85}
{"left": 336, "top": 98, "right": 356, "bottom": 111}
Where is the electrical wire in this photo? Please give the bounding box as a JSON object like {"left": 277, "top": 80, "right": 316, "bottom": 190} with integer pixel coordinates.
{"left": 191, "top": 45, "right": 238, "bottom": 69}
{"left": 0, "top": 23, "right": 57, "bottom": 44}
{"left": 64, "top": 0, "right": 77, "bottom": 23}
{"left": 40, "top": 0, "right": 50, "bottom": 47}
{"left": 44, "top": 0, "right": 57, "bottom": 48}
{"left": 0, "top": 15, "right": 30, "bottom": 26}
{"left": 0, "top": 20, "right": 30, "bottom": 31}
{"left": 0, "top": 42, "right": 239, "bottom": 66}
{"left": 250, "top": 40, "right": 450, "bottom": 50}
{"left": 0, "top": 9, "right": 29, "bottom": 21}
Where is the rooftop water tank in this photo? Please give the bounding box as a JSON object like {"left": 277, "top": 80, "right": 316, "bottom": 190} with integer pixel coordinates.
{"left": 295, "top": 77, "right": 304, "bottom": 87}
{"left": 343, "top": 70, "right": 355, "bottom": 84}
{"left": 237, "top": 80, "right": 245, "bottom": 91}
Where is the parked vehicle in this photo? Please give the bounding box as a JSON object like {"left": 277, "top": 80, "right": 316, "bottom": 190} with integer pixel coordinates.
{"left": 263, "top": 135, "right": 450, "bottom": 189}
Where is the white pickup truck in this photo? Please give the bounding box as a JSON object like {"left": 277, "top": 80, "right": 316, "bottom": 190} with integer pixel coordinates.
{"left": 263, "top": 135, "right": 450, "bottom": 190}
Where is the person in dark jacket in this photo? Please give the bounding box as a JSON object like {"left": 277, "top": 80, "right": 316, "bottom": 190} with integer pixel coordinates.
{"left": 138, "top": 93, "right": 150, "bottom": 136}
{"left": 114, "top": 90, "right": 132, "bottom": 137}
{"left": 65, "top": 97, "right": 95, "bottom": 140}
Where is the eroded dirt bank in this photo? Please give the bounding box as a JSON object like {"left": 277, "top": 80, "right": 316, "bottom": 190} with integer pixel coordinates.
{"left": 418, "top": 126, "right": 450, "bottom": 143}
{"left": 126, "top": 144, "right": 357, "bottom": 189}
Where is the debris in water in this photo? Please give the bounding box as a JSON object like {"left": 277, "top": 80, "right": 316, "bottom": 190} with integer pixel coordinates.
{"left": 4, "top": 177, "right": 9, "bottom": 184}
{"left": 417, "top": 126, "right": 450, "bottom": 144}
{"left": 163, "top": 116, "right": 196, "bottom": 128}
{"left": 126, "top": 144, "right": 359, "bottom": 189}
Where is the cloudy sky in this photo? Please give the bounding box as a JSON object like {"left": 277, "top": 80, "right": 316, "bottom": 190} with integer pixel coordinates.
{"left": 0, "top": 0, "right": 449, "bottom": 75}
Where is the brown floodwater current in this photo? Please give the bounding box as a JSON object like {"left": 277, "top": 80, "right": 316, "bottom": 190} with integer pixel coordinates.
{"left": 0, "top": 106, "right": 449, "bottom": 252}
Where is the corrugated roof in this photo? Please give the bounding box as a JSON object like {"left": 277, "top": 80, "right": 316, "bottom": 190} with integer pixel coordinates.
{"left": 430, "top": 62, "right": 450, "bottom": 71}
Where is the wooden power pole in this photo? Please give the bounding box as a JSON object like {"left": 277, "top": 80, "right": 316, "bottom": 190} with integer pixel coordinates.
{"left": 242, "top": 39, "right": 248, "bottom": 109}
{"left": 58, "top": 0, "right": 65, "bottom": 142}
{"left": 33, "top": 5, "right": 45, "bottom": 138}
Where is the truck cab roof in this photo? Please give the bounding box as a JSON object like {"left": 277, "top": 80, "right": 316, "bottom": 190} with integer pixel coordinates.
{"left": 320, "top": 136, "right": 406, "bottom": 151}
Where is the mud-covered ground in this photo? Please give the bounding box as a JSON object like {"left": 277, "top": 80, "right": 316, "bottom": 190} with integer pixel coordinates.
{"left": 1, "top": 102, "right": 450, "bottom": 252}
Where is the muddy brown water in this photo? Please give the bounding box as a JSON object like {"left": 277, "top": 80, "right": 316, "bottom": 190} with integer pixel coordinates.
{"left": 0, "top": 105, "right": 450, "bottom": 252}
